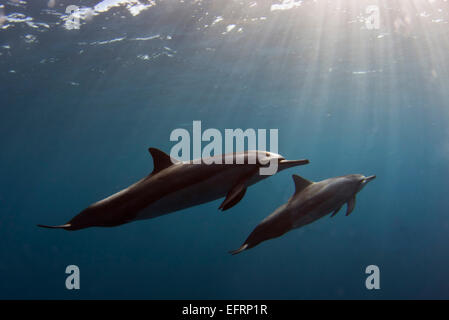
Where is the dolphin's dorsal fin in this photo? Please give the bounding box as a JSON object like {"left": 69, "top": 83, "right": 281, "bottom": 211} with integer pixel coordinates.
{"left": 149, "top": 148, "right": 178, "bottom": 174}
{"left": 292, "top": 175, "right": 313, "bottom": 194}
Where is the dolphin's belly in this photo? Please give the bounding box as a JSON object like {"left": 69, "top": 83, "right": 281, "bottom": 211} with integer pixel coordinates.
{"left": 292, "top": 210, "right": 328, "bottom": 229}
{"left": 291, "top": 199, "right": 344, "bottom": 229}
{"left": 134, "top": 170, "right": 240, "bottom": 220}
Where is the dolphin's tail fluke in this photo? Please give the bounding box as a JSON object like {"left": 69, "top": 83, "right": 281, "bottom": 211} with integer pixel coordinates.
{"left": 229, "top": 243, "right": 249, "bottom": 255}
{"left": 37, "top": 223, "right": 72, "bottom": 230}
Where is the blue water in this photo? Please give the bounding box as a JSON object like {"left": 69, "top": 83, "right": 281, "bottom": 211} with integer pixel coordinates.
{"left": 1, "top": 0, "right": 449, "bottom": 299}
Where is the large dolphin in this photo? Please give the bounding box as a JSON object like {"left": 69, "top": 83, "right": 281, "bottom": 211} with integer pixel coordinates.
{"left": 230, "top": 173, "right": 376, "bottom": 254}
{"left": 38, "top": 148, "right": 309, "bottom": 230}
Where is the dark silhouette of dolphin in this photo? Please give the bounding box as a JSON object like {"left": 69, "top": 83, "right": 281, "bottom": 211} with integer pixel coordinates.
{"left": 230, "top": 174, "right": 376, "bottom": 254}
{"left": 38, "top": 148, "right": 309, "bottom": 230}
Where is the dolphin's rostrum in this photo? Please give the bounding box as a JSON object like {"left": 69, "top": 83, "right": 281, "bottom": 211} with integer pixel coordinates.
{"left": 38, "top": 148, "right": 309, "bottom": 230}
{"left": 230, "top": 174, "right": 376, "bottom": 255}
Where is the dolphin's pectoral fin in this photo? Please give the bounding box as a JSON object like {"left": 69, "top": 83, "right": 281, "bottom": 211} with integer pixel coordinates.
{"left": 219, "top": 183, "right": 247, "bottom": 211}
{"left": 148, "top": 148, "right": 180, "bottom": 175}
{"left": 330, "top": 206, "right": 342, "bottom": 218}
{"left": 346, "top": 196, "right": 356, "bottom": 216}
{"left": 219, "top": 170, "right": 256, "bottom": 211}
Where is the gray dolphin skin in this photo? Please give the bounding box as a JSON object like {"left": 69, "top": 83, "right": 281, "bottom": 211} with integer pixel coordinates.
{"left": 230, "top": 174, "right": 376, "bottom": 255}
{"left": 38, "top": 148, "right": 309, "bottom": 231}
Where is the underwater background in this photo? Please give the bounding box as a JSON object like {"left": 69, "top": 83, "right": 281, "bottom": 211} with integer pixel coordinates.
{"left": 1, "top": 0, "right": 449, "bottom": 299}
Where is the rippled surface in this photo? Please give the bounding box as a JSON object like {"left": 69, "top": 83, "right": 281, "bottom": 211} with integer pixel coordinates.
{"left": 1, "top": 0, "right": 449, "bottom": 299}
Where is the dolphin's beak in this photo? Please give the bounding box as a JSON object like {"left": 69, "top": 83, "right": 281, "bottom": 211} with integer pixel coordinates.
{"left": 364, "top": 175, "right": 376, "bottom": 182}
{"left": 278, "top": 159, "right": 310, "bottom": 171}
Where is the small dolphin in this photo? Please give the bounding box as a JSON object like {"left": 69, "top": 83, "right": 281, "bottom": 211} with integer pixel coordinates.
{"left": 38, "top": 148, "right": 309, "bottom": 230}
{"left": 230, "top": 174, "right": 376, "bottom": 255}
